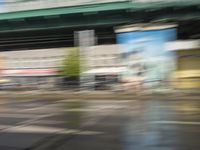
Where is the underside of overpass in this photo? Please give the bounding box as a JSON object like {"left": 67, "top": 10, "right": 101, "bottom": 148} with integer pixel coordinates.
{"left": 0, "top": 1, "right": 200, "bottom": 51}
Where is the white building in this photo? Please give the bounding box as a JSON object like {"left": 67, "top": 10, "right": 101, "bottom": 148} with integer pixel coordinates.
{"left": 0, "top": 45, "right": 124, "bottom": 89}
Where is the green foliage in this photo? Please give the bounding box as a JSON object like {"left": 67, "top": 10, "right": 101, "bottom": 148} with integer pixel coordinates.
{"left": 60, "top": 48, "right": 81, "bottom": 77}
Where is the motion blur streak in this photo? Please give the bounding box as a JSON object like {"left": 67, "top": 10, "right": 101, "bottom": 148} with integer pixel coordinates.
{"left": 0, "top": 0, "right": 199, "bottom": 150}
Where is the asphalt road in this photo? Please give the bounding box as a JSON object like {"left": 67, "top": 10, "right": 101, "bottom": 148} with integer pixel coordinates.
{"left": 0, "top": 95, "right": 199, "bottom": 150}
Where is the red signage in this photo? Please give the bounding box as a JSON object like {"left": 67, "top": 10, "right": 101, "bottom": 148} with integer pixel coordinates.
{"left": 2, "top": 69, "right": 57, "bottom": 76}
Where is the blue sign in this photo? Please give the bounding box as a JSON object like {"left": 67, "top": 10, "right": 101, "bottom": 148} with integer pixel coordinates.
{"left": 117, "top": 28, "right": 176, "bottom": 85}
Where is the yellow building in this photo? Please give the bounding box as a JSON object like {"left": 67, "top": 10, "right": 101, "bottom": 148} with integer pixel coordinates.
{"left": 167, "top": 40, "right": 200, "bottom": 89}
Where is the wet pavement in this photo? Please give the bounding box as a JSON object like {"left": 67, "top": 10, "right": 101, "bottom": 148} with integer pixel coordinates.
{"left": 0, "top": 95, "right": 199, "bottom": 150}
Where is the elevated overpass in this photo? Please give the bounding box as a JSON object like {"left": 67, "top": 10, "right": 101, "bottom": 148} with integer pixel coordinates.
{"left": 0, "top": 0, "right": 200, "bottom": 50}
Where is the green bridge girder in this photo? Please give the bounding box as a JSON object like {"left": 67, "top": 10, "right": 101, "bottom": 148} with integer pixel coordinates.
{"left": 0, "top": 1, "right": 200, "bottom": 20}
{"left": 0, "top": 1, "right": 199, "bottom": 50}
{"left": 0, "top": 1, "right": 199, "bottom": 32}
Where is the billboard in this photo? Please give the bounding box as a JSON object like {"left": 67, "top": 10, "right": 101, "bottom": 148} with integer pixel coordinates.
{"left": 117, "top": 25, "right": 176, "bottom": 86}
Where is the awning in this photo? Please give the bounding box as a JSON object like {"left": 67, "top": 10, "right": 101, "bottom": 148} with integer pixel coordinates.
{"left": 83, "top": 67, "right": 127, "bottom": 74}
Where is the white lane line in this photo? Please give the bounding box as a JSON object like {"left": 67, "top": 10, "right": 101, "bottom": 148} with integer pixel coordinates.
{"left": 86, "top": 100, "right": 135, "bottom": 103}
{"left": 3, "top": 125, "right": 76, "bottom": 134}
{"left": 151, "top": 120, "right": 200, "bottom": 125}
{"left": 29, "top": 120, "right": 66, "bottom": 125}
{"left": 59, "top": 100, "right": 135, "bottom": 104}
{"left": 17, "top": 113, "right": 58, "bottom": 125}
{"left": 0, "top": 125, "right": 13, "bottom": 130}
{"left": 19, "top": 103, "right": 60, "bottom": 112}
{"left": 0, "top": 114, "right": 45, "bottom": 118}
{"left": 1, "top": 125, "right": 103, "bottom": 135}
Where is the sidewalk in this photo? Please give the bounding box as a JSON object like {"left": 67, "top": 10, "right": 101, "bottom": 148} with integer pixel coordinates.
{"left": 0, "top": 90, "right": 137, "bottom": 100}
{"left": 0, "top": 89, "right": 199, "bottom": 100}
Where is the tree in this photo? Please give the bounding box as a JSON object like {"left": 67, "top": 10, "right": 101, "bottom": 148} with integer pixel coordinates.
{"left": 60, "top": 48, "right": 81, "bottom": 77}
{"left": 59, "top": 48, "right": 81, "bottom": 89}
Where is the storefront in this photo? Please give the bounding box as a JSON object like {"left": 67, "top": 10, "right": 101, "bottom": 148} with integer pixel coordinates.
{"left": 167, "top": 40, "right": 200, "bottom": 89}
{"left": 1, "top": 69, "right": 58, "bottom": 90}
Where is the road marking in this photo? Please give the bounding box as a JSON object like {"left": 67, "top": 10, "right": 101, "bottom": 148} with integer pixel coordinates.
{"left": 0, "top": 113, "right": 45, "bottom": 118}
{"left": 3, "top": 125, "right": 76, "bottom": 134}
{"left": 29, "top": 120, "right": 66, "bottom": 124}
{"left": 0, "top": 125, "right": 13, "bottom": 130}
{"left": 1, "top": 125, "right": 103, "bottom": 135}
{"left": 19, "top": 103, "right": 60, "bottom": 112}
{"left": 17, "top": 113, "right": 58, "bottom": 125}
{"left": 151, "top": 121, "right": 200, "bottom": 125}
